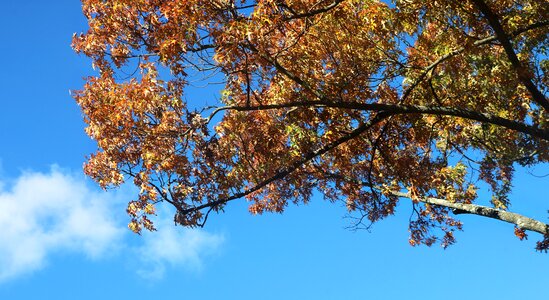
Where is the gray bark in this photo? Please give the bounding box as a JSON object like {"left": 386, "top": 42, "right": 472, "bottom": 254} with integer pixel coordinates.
{"left": 391, "top": 191, "right": 549, "bottom": 235}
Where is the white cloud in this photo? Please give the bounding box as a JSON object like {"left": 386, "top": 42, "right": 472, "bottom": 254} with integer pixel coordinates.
{"left": 0, "top": 167, "right": 124, "bottom": 281}
{"left": 136, "top": 212, "right": 224, "bottom": 280}
{"left": 0, "top": 167, "right": 224, "bottom": 282}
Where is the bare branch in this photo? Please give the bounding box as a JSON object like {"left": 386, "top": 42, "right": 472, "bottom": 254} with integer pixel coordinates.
{"left": 391, "top": 190, "right": 549, "bottom": 235}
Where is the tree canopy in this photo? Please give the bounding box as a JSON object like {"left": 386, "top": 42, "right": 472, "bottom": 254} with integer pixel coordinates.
{"left": 72, "top": 0, "right": 549, "bottom": 250}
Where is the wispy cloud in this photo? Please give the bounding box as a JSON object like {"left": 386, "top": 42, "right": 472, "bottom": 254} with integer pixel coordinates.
{"left": 0, "top": 167, "right": 224, "bottom": 282}
{"left": 136, "top": 215, "right": 224, "bottom": 280}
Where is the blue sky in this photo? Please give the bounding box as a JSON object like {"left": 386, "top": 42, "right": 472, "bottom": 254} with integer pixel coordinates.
{"left": 0, "top": 1, "right": 548, "bottom": 299}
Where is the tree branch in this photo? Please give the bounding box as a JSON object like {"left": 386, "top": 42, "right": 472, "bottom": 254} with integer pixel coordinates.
{"left": 282, "top": 0, "right": 345, "bottom": 20}
{"left": 401, "top": 20, "right": 549, "bottom": 103}
{"left": 176, "top": 112, "right": 391, "bottom": 218}
{"left": 238, "top": 21, "right": 549, "bottom": 142}
{"left": 317, "top": 171, "right": 549, "bottom": 236}
{"left": 206, "top": 101, "right": 549, "bottom": 141}
{"left": 391, "top": 190, "right": 549, "bottom": 235}
{"left": 471, "top": 0, "right": 549, "bottom": 111}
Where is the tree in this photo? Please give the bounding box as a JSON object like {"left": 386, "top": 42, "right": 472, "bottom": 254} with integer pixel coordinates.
{"left": 72, "top": 0, "right": 549, "bottom": 250}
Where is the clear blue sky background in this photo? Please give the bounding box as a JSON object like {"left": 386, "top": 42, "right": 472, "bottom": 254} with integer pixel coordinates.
{"left": 0, "top": 1, "right": 548, "bottom": 299}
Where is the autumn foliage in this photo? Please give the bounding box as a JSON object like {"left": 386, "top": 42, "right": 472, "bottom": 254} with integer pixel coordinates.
{"left": 73, "top": 0, "right": 549, "bottom": 250}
